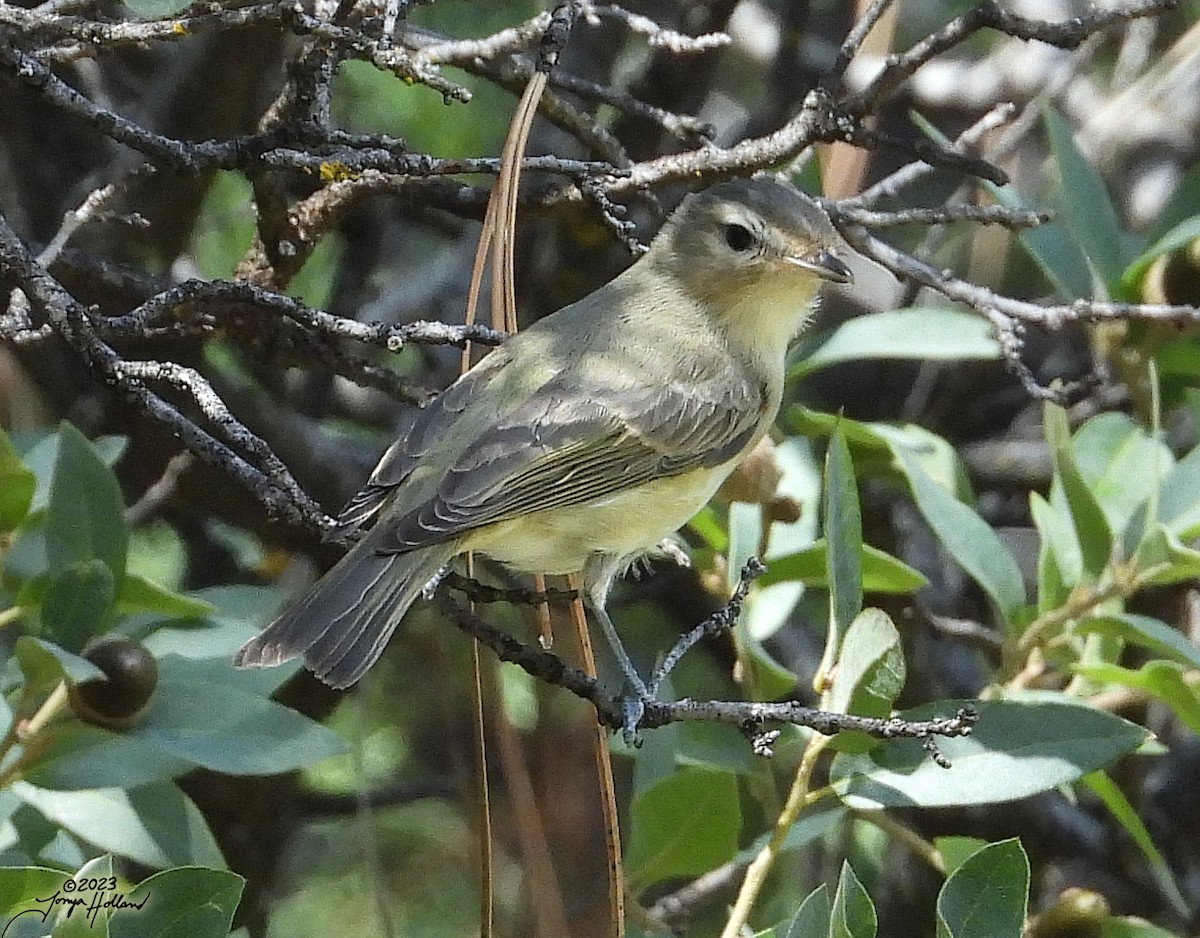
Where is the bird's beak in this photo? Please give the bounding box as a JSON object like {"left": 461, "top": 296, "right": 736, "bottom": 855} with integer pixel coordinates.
{"left": 788, "top": 248, "right": 853, "bottom": 284}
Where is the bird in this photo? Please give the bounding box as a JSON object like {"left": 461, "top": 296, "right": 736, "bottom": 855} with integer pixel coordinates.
{"left": 234, "top": 176, "right": 853, "bottom": 719}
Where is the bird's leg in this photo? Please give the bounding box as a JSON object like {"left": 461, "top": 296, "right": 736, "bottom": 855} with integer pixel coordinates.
{"left": 591, "top": 601, "right": 648, "bottom": 746}
{"left": 590, "top": 600, "right": 649, "bottom": 698}
{"left": 585, "top": 556, "right": 650, "bottom": 744}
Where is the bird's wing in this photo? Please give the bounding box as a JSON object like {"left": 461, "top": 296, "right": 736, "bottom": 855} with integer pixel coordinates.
{"left": 331, "top": 349, "right": 518, "bottom": 534}
{"left": 372, "top": 366, "right": 768, "bottom": 553}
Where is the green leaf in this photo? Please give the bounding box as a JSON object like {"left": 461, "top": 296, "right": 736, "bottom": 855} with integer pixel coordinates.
{"left": 935, "top": 839, "right": 1029, "bottom": 938}
{"left": 1030, "top": 493, "right": 1071, "bottom": 613}
{"left": 140, "top": 592, "right": 302, "bottom": 699}
{"left": 120, "top": 867, "right": 245, "bottom": 938}
{"left": 1045, "top": 403, "right": 1113, "bottom": 578}
{"left": 985, "top": 169, "right": 1090, "bottom": 299}
{"left": 828, "top": 609, "right": 905, "bottom": 718}
{"left": 627, "top": 768, "right": 740, "bottom": 888}
{"left": 1099, "top": 917, "right": 1186, "bottom": 937}
{"left": 895, "top": 449, "right": 1025, "bottom": 623}
{"left": 759, "top": 542, "right": 928, "bottom": 593}
{"left": 14, "top": 636, "right": 103, "bottom": 693}
{"left": 788, "top": 409, "right": 963, "bottom": 495}
{"left": 935, "top": 837, "right": 989, "bottom": 876}
{"left": 45, "top": 422, "right": 128, "bottom": 584}
{"left": 1010, "top": 200, "right": 1092, "bottom": 298}
{"left": 688, "top": 506, "right": 729, "bottom": 552}
{"left": 790, "top": 308, "right": 1001, "bottom": 380}
{"left": 11, "top": 781, "right": 224, "bottom": 868}
{"left": 116, "top": 575, "right": 215, "bottom": 620}
{"left": 1075, "top": 614, "right": 1200, "bottom": 669}
{"left": 727, "top": 502, "right": 763, "bottom": 596}
{"left": 781, "top": 884, "right": 831, "bottom": 938}
{"left": 190, "top": 172, "right": 256, "bottom": 280}
{"left": 1120, "top": 214, "right": 1200, "bottom": 294}
{"left": 910, "top": 107, "right": 1087, "bottom": 299}
{"left": 125, "top": 677, "right": 345, "bottom": 775}
{"left": 1069, "top": 411, "right": 1170, "bottom": 544}
{"left": 1157, "top": 442, "right": 1200, "bottom": 537}
{"left": 675, "top": 723, "right": 757, "bottom": 777}
{"left": 830, "top": 861, "right": 876, "bottom": 938}
{"left": 1083, "top": 772, "right": 1189, "bottom": 917}
{"left": 1133, "top": 524, "right": 1200, "bottom": 585}
{"left": 725, "top": 500, "right": 804, "bottom": 695}
{"left": 21, "top": 724, "right": 193, "bottom": 791}
{"left": 825, "top": 429, "right": 863, "bottom": 642}
{"left": 1044, "top": 105, "right": 1133, "bottom": 291}
{"left": 0, "top": 865, "right": 71, "bottom": 921}
{"left": 1073, "top": 661, "right": 1200, "bottom": 735}
{"left": 831, "top": 698, "right": 1148, "bottom": 809}
{"left": 16, "top": 430, "right": 126, "bottom": 517}
{"left": 40, "top": 559, "right": 116, "bottom": 653}
{"left": 0, "top": 428, "right": 35, "bottom": 532}
{"left": 737, "top": 636, "right": 807, "bottom": 701}
{"left": 38, "top": 855, "right": 114, "bottom": 937}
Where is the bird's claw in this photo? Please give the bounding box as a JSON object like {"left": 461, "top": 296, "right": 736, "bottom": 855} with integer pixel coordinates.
{"left": 619, "top": 687, "right": 648, "bottom": 748}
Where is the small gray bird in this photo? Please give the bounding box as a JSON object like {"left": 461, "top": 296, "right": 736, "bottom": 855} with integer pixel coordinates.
{"left": 234, "top": 177, "right": 852, "bottom": 704}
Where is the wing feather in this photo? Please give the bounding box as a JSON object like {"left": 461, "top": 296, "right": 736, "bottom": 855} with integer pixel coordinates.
{"left": 376, "top": 369, "right": 767, "bottom": 553}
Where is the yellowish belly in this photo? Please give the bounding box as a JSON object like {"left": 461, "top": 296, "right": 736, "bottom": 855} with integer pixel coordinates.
{"left": 463, "top": 464, "right": 731, "bottom": 575}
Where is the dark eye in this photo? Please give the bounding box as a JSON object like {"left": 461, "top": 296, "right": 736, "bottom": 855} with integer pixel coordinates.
{"left": 723, "top": 223, "right": 755, "bottom": 252}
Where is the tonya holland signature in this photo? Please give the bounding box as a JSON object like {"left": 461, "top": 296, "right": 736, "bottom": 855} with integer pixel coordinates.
{"left": 2, "top": 876, "right": 149, "bottom": 935}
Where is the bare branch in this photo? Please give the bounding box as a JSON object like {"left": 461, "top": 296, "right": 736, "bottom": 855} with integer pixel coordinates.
{"left": 0, "top": 213, "right": 329, "bottom": 530}
{"left": 435, "top": 590, "right": 978, "bottom": 743}
{"left": 843, "top": 0, "right": 1181, "bottom": 115}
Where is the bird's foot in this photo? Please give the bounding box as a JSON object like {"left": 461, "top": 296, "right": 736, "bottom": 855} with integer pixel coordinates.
{"left": 656, "top": 537, "right": 692, "bottom": 569}
{"left": 618, "top": 689, "right": 647, "bottom": 748}
{"left": 420, "top": 564, "right": 451, "bottom": 600}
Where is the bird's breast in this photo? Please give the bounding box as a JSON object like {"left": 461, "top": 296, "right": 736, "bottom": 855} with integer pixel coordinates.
{"left": 463, "top": 463, "right": 735, "bottom": 575}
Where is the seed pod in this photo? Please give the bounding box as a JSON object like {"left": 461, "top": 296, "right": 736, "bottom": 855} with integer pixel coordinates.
{"left": 68, "top": 636, "right": 158, "bottom": 730}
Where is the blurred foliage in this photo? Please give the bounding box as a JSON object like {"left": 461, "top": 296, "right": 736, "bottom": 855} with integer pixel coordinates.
{"left": 0, "top": 425, "right": 342, "bottom": 930}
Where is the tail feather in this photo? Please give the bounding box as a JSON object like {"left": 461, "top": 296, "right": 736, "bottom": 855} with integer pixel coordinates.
{"left": 234, "top": 529, "right": 458, "bottom": 688}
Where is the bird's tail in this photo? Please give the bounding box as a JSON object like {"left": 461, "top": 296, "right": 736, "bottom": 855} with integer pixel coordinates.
{"left": 234, "top": 528, "right": 459, "bottom": 689}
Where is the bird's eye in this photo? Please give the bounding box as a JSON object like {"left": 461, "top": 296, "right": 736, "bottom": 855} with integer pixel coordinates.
{"left": 723, "top": 223, "right": 755, "bottom": 252}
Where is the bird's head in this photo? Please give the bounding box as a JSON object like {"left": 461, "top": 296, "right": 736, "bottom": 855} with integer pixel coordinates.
{"left": 649, "top": 177, "right": 853, "bottom": 363}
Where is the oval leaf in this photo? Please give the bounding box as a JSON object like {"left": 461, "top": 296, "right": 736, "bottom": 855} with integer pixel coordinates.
{"left": 40, "top": 559, "right": 116, "bottom": 653}
{"left": 896, "top": 450, "right": 1025, "bottom": 623}
{"left": 116, "top": 575, "right": 215, "bottom": 620}
{"left": 1121, "top": 213, "right": 1200, "bottom": 292}
{"left": 828, "top": 609, "right": 905, "bottom": 717}
{"left": 22, "top": 724, "right": 193, "bottom": 791}
{"left": 759, "top": 542, "right": 928, "bottom": 593}
{"left": 45, "top": 423, "right": 128, "bottom": 583}
{"left": 1044, "top": 105, "right": 1132, "bottom": 290}
{"left": 123, "top": 677, "right": 344, "bottom": 775}
{"left": 12, "top": 781, "right": 223, "bottom": 869}
{"left": 831, "top": 861, "right": 876, "bottom": 938}
{"left": 825, "top": 429, "right": 863, "bottom": 640}
{"left": 1045, "top": 403, "right": 1113, "bottom": 578}
{"left": 0, "top": 865, "right": 74, "bottom": 922}
{"left": 121, "top": 867, "right": 245, "bottom": 938}
{"left": 1075, "top": 613, "right": 1200, "bottom": 670}
{"left": 831, "top": 698, "right": 1148, "bottom": 809}
{"left": 936, "top": 839, "right": 1029, "bottom": 938}
{"left": 14, "top": 636, "right": 103, "bottom": 693}
{"left": 791, "top": 308, "right": 1000, "bottom": 379}
{"left": 782, "top": 883, "right": 831, "bottom": 938}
